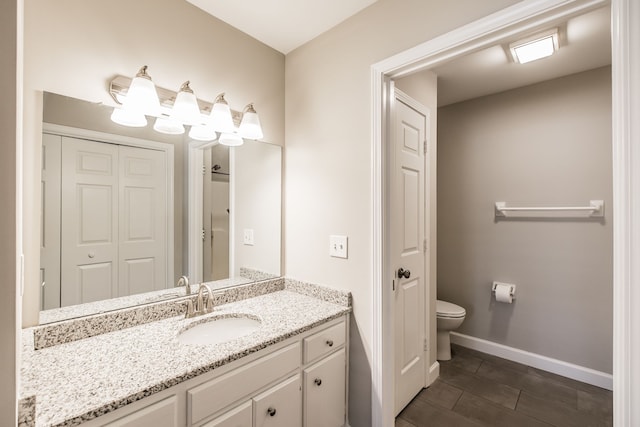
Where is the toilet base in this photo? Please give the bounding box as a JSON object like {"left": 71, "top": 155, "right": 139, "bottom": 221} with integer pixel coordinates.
{"left": 437, "top": 330, "right": 452, "bottom": 361}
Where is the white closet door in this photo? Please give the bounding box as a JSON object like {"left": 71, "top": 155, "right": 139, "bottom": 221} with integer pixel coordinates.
{"left": 61, "top": 137, "right": 119, "bottom": 306}
{"left": 118, "top": 145, "right": 167, "bottom": 296}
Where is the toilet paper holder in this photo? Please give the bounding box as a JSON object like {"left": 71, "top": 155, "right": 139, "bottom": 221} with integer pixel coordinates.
{"left": 492, "top": 281, "right": 516, "bottom": 297}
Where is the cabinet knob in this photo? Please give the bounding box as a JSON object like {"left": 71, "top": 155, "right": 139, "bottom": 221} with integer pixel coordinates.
{"left": 314, "top": 378, "right": 322, "bottom": 386}
{"left": 88, "top": 252, "right": 95, "bottom": 259}
{"left": 326, "top": 339, "right": 334, "bottom": 347}
{"left": 267, "top": 407, "right": 277, "bottom": 417}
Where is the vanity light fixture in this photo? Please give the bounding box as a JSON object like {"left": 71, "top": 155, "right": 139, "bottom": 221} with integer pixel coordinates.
{"left": 110, "top": 107, "right": 147, "bottom": 127}
{"left": 121, "top": 66, "right": 161, "bottom": 116}
{"left": 189, "top": 124, "right": 218, "bottom": 142}
{"left": 153, "top": 116, "right": 185, "bottom": 135}
{"left": 238, "top": 103, "right": 264, "bottom": 140}
{"left": 509, "top": 28, "right": 559, "bottom": 64}
{"left": 109, "top": 70, "right": 264, "bottom": 142}
{"left": 218, "top": 132, "right": 244, "bottom": 147}
{"left": 209, "top": 93, "right": 235, "bottom": 133}
{"left": 170, "top": 81, "right": 202, "bottom": 126}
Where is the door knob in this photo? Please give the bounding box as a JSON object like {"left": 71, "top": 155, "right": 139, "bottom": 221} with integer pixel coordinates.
{"left": 397, "top": 268, "right": 411, "bottom": 279}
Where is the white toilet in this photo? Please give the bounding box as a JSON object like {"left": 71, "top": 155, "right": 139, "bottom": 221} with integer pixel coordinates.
{"left": 436, "top": 299, "right": 466, "bottom": 361}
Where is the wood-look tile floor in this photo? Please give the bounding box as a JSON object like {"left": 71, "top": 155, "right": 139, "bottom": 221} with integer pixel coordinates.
{"left": 396, "top": 344, "right": 613, "bottom": 427}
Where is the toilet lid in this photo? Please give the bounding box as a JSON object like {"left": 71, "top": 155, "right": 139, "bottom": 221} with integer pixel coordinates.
{"left": 436, "top": 300, "right": 466, "bottom": 318}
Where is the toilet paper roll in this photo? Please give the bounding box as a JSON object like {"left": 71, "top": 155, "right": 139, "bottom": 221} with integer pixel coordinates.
{"left": 494, "top": 284, "right": 513, "bottom": 303}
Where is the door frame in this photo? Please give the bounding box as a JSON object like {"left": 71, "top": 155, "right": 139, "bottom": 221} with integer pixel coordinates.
{"left": 370, "top": 0, "right": 639, "bottom": 426}
{"left": 42, "top": 123, "right": 175, "bottom": 292}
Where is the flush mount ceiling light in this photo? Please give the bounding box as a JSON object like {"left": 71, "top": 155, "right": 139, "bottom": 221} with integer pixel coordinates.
{"left": 238, "top": 103, "right": 264, "bottom": 140}
{"left": 509, "top": 28, "right": 559, "bottom": 64}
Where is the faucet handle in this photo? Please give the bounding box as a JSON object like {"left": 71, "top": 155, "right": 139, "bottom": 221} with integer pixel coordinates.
{"left": 185, "top": 299, "right": 195, "bottom": 318}
{"left": 205, "top": 294, "right": 214, "bottom": 313}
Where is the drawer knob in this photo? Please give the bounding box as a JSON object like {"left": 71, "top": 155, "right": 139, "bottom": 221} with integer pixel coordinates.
{"left": 326, "top": 339, "right": 334, "bottom": 347}
{"left": 267, "top": 407, "right": 277, "bottom": 417}
{"left": 314, "top": 378, "right": 322, "bottom": 386}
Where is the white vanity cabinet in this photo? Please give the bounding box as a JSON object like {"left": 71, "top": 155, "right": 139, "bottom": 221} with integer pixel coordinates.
{"left": 81, "top": 315, "right": 348, "bottom": 427}
{"left": 303, "top": 349, "right": 346, "bottom": 427}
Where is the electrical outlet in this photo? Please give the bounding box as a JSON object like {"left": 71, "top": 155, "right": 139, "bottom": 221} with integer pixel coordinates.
{"left": 243, "top": 229, "right": 254, "bottom": 246}
{"left": 329, "top": 235, "right": 348, "bottom": 259}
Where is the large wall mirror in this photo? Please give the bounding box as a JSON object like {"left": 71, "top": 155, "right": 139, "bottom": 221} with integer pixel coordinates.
{"left": 39, "top": 92, "right": 282, "bottom": 324}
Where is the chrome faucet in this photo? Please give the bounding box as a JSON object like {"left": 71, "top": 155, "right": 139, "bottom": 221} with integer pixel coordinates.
{"left": 185, "top": 283, "right": 215, "bottom": 318}
{"left": 177, "top": 275, "right": 190, "bottom": 295}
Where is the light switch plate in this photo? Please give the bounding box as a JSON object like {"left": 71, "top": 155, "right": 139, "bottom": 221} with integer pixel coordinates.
{"left": 243, "top": 229, "right": 254, "bottom": 246}
{"left": 329, "top": 235, "right": 348, "bottom": 258}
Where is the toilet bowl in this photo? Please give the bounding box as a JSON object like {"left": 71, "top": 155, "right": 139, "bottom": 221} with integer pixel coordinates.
{"left": 436, "top": 300, "right": 466, "bottom": 361}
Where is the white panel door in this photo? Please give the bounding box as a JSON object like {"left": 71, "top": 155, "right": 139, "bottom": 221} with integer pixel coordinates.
{"left": 41, "top": 133, "right": 62, "bottom": 309}
{"left": 392, "top": 92, "right": 427, "bottom": 415}
{"left": 118, "top": 145, "right": 167, "bottom": 297}
{"left": 61, "top": 137, "right": 118, "bottom": 306}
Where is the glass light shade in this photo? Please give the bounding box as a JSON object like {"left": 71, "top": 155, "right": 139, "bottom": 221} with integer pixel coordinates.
{"left": 170, "top": 82, "right": 202, "bottom": 126}
{"left": 122, "top": 67, "right": 161, "bottom": 116}
{"left": 218, "top": 132, "right": 244, "bottom": 147}
{"left": 209, "top": 95, "right": 235, "bottom": 133}
{"left": 238, "top": 105, "right": 263, "bottom": 140}
{"left": 110, "top": 107, "right": 147, "bottom": 127}
{"left": 154, "top": 116, "right": 185, "bottom": 135}
{"left": 189, "top": 124, "right": 218, "bottom": 142}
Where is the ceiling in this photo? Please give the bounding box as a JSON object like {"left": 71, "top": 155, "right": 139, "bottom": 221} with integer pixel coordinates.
{"left": 185, "top": 0, "right": 379, "bottom": 54}
{"left": 432, "top": 6, "right": 611, "bottom": 106}
{"left": 185, "top": 2, "right": 610, "bottom": 106}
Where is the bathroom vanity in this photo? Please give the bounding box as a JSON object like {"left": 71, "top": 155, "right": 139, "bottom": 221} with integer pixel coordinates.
{"left": 20, "top": 279, "right": 351, "bottom": 427}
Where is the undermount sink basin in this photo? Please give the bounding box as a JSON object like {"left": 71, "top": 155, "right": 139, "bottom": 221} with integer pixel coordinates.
{"left": 177, "top": 315, "right": 261, "bottom": 345}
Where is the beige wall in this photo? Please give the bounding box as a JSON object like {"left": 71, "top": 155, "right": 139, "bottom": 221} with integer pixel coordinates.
{"left": 1, "top": 0, "right": 20, "bottom": 423}
{"left": 437, "top": 66, "right": 612, "bottom": 373}
{"left": 284, "top": 0, "right": 520, "bottom": 424}
{"left": 23, "top": 0, "right": 285, "bottom": 326}
{"left": 394, "top": 71, "right": 439, "bottom": 369}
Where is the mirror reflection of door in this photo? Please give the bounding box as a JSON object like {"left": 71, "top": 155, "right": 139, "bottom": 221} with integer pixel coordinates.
{"left": 40, "top": 130, "right": 172, "bottom": 309}
{"left": 203, "top": 145, "right": 230, "bottom": 281}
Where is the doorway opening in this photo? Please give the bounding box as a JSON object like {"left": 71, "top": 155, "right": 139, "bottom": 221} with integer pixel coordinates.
{"left": 370, "top": 0, "right": 635, "bottom": 426}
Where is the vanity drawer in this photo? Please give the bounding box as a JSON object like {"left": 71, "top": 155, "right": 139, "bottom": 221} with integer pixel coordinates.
{"left": 103, "top": 395, "right": 179, "bottom": 427}
{"left": 303, "top": 320, "right": 345, "bottom": 364}
{"left": 201, "top": 401, "right": 252, "bottom": 427}
{"left": 188, "top": 342, "right": 300, "bottom": 425}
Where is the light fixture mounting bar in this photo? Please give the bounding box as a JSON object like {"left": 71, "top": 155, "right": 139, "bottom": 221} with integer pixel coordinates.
{"left": 109, "top": 75, "right": 243, "bottom": 125}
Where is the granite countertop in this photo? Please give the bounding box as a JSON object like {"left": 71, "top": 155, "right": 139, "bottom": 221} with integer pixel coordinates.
{"left": 21, "top": 289, "right": 350, "bottom": 427}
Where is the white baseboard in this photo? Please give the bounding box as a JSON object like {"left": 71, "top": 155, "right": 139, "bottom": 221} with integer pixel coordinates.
{"left": 427, "top": 361, "right": 440, "bottom": 386}
{"left": 450, "top": 332, "right": 613, "bottom": 390}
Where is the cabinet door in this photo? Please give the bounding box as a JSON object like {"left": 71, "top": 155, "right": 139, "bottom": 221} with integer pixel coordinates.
{"left": 253, "top": 375, "right": 301, "bottom": 427}
{"left": 201, "top": 401, "right": 252, "bottom": 427}
{"left": 304, "top": 349, "right": 346, "bottom": 427}
{"left": 103, "top": 395, "right": 179, "bottom": 427}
